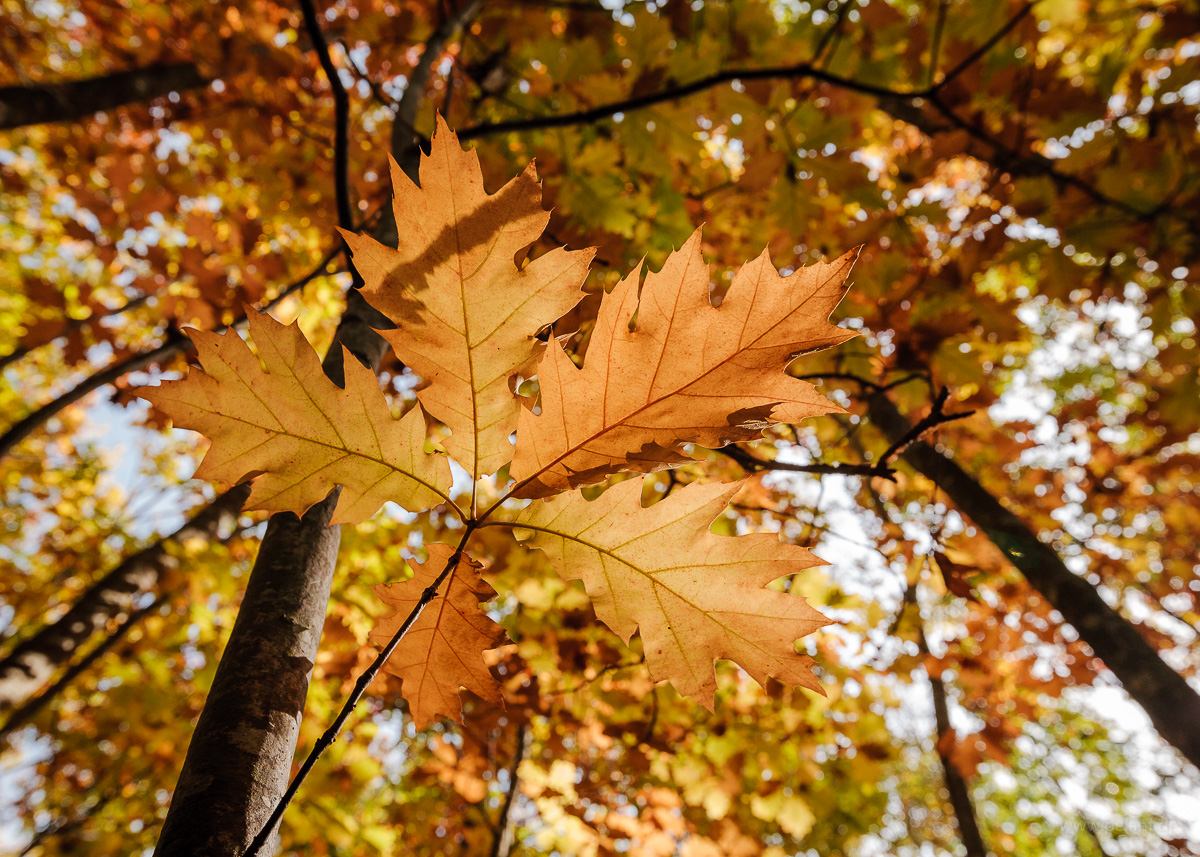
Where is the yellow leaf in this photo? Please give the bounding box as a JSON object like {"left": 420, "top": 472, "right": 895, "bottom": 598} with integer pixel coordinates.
{"left": 343, "top": 116, "right": 594, "bottom": 483}
{"left": 141, "top": 311, "right": 452, "bottom": 524}
{"left": 512, "top": 478, "right": 831, "bottom": 708}
{"left": 510, "top": 230, "right": 857, "bottom": 498}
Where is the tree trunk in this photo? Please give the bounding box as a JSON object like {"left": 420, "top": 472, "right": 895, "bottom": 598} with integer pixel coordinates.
{"left": 867, "top": 391, "right": 1200, "bottom": 770}
{"left": 0, "top": 485, "right": 248, "bottom": 711}
{"left": 152, "top": 495, "right": 343, "bottom": 857}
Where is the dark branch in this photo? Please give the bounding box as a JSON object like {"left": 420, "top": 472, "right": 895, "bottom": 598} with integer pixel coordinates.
{"left": 0, "top": 597, "right": 165, "bottom": 740}
{"left": 0, "top": 62, "right": 210, "bottom": 130}
{"left": 489, "top": 723, "right": 529, "bottom": 857}
{"left": 460, "top": 3, "right": 1156, "bottom": 222}
{"left": 0, "top": 292, "right": 154, "bottom": 373}
{"left": 918, "top": 624, "right": 988, "bottom": 857}
{"left": 722, "top": 444, "right": 899, "bottom": 481}
{"left": 298, "top": 0, "right": 355, "bottom": 230}
{"left": 0, "top": 485, "right": 248, "bottom": 712}
{"left": 932, "top": 1, "right": 1038, "bottom": 91}
{"left": 721, "top": 386, "right": 972, "bottom": 481}
{"left": 875, "top": 386, "right": 974, "bottom": 467}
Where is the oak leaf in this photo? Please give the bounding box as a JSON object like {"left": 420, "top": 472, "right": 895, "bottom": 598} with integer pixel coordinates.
{"left": 370, "top": 544, "right": 508, "bottom": 727}
{"left": 141, "top": 311, "right": 452, "bottom": 524}
{"left": 510, "top": 229, "right": 858, "bottom": 498}
{"left": 512, "top": 477, "right": 831, "bottom": 708}
{"left": 342, "top": 116, "right": 594, "bottom": 481}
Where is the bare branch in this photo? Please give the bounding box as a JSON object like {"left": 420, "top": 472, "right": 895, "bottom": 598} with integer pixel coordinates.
{"left": 0, "top": 597, "right": 166, "bottom": 740}
{"left": 0, "top": 62, "right": 209, "bottom": 130}
{"left": 298, "top": 0, "right": 355, "bottom": 230}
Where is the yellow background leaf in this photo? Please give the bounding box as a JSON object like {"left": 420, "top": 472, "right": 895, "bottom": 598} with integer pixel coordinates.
{"left": 141, "top": 311, "right": 452, "bottom": 524}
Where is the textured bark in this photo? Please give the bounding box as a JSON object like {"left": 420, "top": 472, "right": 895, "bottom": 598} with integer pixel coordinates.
{"left": 0, "top": 485, "right": 248, "bottom": 711}
{"left": 0, "top": 62, "right": 209, "bottom": 130}
{"left": 868, "top": 391, "right": 1200, "bottom": 769}
{"left": 153, "top": 497, "right": 343, "bottom": 857}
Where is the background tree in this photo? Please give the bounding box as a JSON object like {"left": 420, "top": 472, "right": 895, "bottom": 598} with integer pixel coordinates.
{"left": 2, "top": 1, "right": 1198, "bottom": 856}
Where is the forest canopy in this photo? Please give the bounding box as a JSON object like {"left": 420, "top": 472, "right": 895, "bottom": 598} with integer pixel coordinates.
{"left": 1, "top": 1, "right": 1199, "bottom": 856}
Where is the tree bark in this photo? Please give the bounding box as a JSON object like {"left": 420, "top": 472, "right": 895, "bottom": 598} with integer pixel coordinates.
{"left": 152, "top": 495, "right": 344, "bottom": 857}
{"left": 0, "top": 485, "right": 248, "bottom": 711}
{"left": 867, "top": 391, "right": 1200, "bottom": 770}
{"left": 0, "top": 62, "right": 209, "bottom": 130}
{"left": 152, "top": 4, "right": 477, "bottom": 853}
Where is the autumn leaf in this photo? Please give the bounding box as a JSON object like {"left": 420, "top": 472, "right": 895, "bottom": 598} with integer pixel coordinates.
{"left": 370, "top": 544, "right": 508, "bottom": 727}
{"left": 511, "top": 477, "right": 831, "bottom": 708}
{"left": 342, "top": 116, "right": 595, "bottom": 483}
{"left": 141, "top": 311, "right": 453, "bottom": 524}
{"left": 509, "top": 230, "right": 858, "bottom": 498}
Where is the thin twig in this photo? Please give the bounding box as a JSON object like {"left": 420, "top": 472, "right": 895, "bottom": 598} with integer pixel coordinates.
{"left": 489, "top": 722, "right": 529, "bottom": 857}
{"left": 876, "top": 386, "right": 974, "bottom": 465}
{"left": 241, "top": 527, "right": 476, "bottom": 857}
{"left": 722, "top": 386, "right": 973, "bottom": 481}
{"left": 0, "top": 291, "right": 155, "bottom": 372}
{"left": 722, "top": 445, "right": 899, "bottom": 481}
{"left": 927, "top": 0, "right": 950, "bottom": 90}
{"left": 932, "top": 1, "right": 1038, "bottom": 91}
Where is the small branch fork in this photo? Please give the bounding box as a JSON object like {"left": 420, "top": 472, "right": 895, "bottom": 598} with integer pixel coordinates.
{"left": 722, "top": 385, "right": 973, "bottom": 481}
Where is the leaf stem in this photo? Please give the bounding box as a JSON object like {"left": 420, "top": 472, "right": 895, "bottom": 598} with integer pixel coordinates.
{"left": 241, "top": 523, "right": 477, "bottom": 857}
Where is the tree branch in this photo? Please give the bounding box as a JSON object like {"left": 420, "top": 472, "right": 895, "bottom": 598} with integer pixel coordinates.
{"left": 489, "top": 722, "right": 529, "bottom": 857}
{"left": 867, "top": 390, "right": 1200, "bottom": 769}
{"left": 0, "top": 596, "right": 166, "bottom": 740}
{"left": 0, "top": 292, "right": 155, "bottom": 372}
{"left": 298, "top": 0, "right": 355, "bottom": 231}
{"left": 460, "top": 2, "right": 1157, "bottom": 222}
{"left": 721, "top": 386, "right": 972, "bottom": 482}
{"left": 917, "top": 624, "right": 988, "bottom": 857}
{"left": 0, "top": 484, "right": 250, "bottom": 711}
{"left": 0, "top": 62, "right": 210, "bottom": 130}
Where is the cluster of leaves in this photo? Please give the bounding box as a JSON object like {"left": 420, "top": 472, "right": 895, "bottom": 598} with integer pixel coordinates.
{"left": 145, "top": 118, "right": 854, "bottom": 722}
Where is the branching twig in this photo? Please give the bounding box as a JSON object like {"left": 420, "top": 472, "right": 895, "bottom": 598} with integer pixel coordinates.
{"left": 876, "top": 386, "right": 974, "bottom": 464}
{"left": 722, "top": 386, "right": 973, "bottom": 481}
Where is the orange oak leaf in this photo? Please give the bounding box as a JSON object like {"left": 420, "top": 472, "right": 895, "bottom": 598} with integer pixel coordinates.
{"left": 140, "top": 311, "right": 452, "bottom": 524}
{"left": 342, "top": 116, "right": 594, "bottom": 482}
{"left": 370, "top": 544, "right": 508, "bottom": 727}
{"left": 512, "top": 477, "right": 831, "bottom": 708}
{"left": 510, "top": 229, "right": 858, "bottom": 498}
